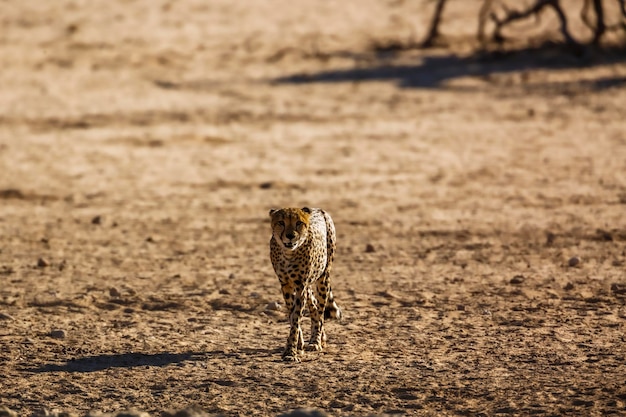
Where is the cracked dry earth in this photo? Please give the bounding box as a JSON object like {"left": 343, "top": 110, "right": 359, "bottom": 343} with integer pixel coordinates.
{"left": 1, "top": 0, "right": 626, "bottom": 416}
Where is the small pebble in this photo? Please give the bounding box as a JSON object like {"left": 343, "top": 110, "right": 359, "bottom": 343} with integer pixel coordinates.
{"left": 0, "top": 405, "right": 19, "bottom": 417}
{"left": 109, "top": 287, "right": 121, "bottom": 297}
{"left": 510, "top": 275, "right": 525, "bottom": 285}
{"left": 563, "top": 282, "right": 575, "bottom": 291}
{"left": 610, "top": 283, "right": 626, "bottom": 295}
{"left": 91, "top": 215, "right": 102, "bottom": 225}
{"left": 111, "top": 411, "right": 151, "bottom": 417}
{"left": 365, "top": 243, "right": 376, "bottom": 253}
{"left": 279, "top": 409, "right": 330, "bottom": 417}
{"left": 568, "top": 256, "right": 581, "bottom": 267}
{"left": 37, "top": 258, "right": 49, "bottom": 268}
{"left": 49, "top": 329, "right": 66, "bottom": 339}
{"left": 0, "top": 312, "right": 15, "bottom": 320}
{"left": 266, "top": 301, "right": 282, "bottom": 311}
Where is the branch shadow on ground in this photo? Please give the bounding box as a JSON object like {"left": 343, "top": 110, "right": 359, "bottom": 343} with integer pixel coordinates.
{"left": 273, "top": 44, "right": 626, "bottom": 92}
{"left": 29, "top": 352, "right": 206, "bottom": 373}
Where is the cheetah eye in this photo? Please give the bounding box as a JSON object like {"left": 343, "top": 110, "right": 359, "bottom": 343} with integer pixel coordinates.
{"left": 296, "top": 221, "right": 305, "bottom": 228}
{"left": 277, "top": 221, "right": 285, "bottom": 227}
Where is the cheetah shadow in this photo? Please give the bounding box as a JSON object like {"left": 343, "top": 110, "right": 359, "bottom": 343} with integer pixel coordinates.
{"left": 29, "top": 349, "right": 285, "bottom": 373}
{"left": 28, "top": 352, "right": 206, "bottom": 373}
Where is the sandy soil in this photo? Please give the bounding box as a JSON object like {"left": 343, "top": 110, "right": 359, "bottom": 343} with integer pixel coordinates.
{"left": 1, "top": 1, "right": 626, "bottom": 416}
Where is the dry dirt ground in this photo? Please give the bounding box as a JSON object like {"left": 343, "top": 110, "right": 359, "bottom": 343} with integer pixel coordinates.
{"left": 1, "top": 1, "right": 626, "bottom": 416}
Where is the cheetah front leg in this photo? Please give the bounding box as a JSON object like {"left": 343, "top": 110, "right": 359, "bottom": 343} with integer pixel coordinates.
{"left": 306, "top": 286, "right": 321, "bottom": 348}
{"left": 282, "top": 283, "right": 306, "bottom": 362}
{"left": 307, "top": 275, "right": 330, "bottom": 352}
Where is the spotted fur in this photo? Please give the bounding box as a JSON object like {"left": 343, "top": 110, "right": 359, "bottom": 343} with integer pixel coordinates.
{"left": 269, "top": 207, "right": 342, "bottom": 362}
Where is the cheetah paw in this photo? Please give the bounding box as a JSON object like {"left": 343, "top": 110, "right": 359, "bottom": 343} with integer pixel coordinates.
{"left": 282, "top": 353, "right": 301, "bottom": 363}
{"left": 306, "top": 343, "right": 323, "bottom": 352}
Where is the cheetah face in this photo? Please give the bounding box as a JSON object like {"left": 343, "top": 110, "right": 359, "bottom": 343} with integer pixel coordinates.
{"left": 269, "top": 207, "right": 311, "bottom": 251}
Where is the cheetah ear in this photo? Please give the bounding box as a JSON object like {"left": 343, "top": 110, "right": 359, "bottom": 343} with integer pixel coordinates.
{"left": 269, "top": 208, "right": 279, "bottom": 217}
{"left": 301, "top": 207, "right": 311, "bottom": 214}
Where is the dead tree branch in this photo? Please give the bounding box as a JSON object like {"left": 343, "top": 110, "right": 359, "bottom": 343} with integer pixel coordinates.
{"left": 490, "top": 0, "right": 581, "bottom": 47}
{"left": 421, "top": 0, "right": 449, "bottom": 48}
{"left": 422, "top": 0, "right": 626, "bottom": 50}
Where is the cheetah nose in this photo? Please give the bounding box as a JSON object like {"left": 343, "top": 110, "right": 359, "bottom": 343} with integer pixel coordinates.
{"left": 286, "top": 232, "right": 295, "bottom": 240}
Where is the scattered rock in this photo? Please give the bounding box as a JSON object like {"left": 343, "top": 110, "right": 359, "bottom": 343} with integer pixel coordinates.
{"left": 278, "top": 409, "right": 330, "bottom": 417}
{"left": 364, "top": 243, "right": 376, "bottom": 253}
{"left": 563, "top": 282, "right": 575, "bottom": 291}
{"left": 114, "top": 411, "right": 152, "bottom": 417}
{"left": 91, "top": 215, "right": 102, "bottom": 225}
{"left": 510, "top": 275, "right": 525, "bottom": 285}
{"left": 545, "top": 231, "right": 556, "bottom": 246}
{"left": 610, "top": 283, "right": 626, "bottom": 295}
{"left": 37, "top": 257, "right": 50, "bottom": 268}
{"left": 568, "top": 256, "right": 581, "bottom": 267}
{"left": 0, "top": 312, "right": 15, "bottom": 320}
{"left": 595, "top": 229, "right": 613, "bottom": 241}
{"left": 0, "top": 265, "right": 15, "bottom": 275}
{"left": 29, "top": 408, "right": 54, "bottom": 417}
{"left": 163, "top": 407, "right": 216, "bottom": 417}
{"left": 109, "top": 287, "right": 121, "bottom": 297}
{"left": 0, "top": 189, "right": 24, "bottom": 200}
{"left": 0, "top": 405, "right": 18, "bottom": 417}
{"left": 265, "top": 301, "right": 282, "bottom": 311}
{"left": 49, "top": 329, "right": 66, "bottom": 339}
{"left": 377, "top": 290, "right": 399, "bottom": 299}
{"left": 228, "top": 273, "right": 236, "bottom": 280}
{"left": 259, "top": 181, "right": 273, "bottom": 189}
{"left": 87, "top": 411, "right": 151, "bottom": 417}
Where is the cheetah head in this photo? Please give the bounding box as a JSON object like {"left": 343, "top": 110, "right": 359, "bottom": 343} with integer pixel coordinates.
{"left": 269, "top": 207, "right": 311, "bottom": 251}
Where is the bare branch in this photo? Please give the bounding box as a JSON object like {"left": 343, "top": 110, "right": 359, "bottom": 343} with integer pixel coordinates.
{"left": 421, "top": 0, "right": 449, "bottom": 48}
{"left": 487, "top": 0, "right": 582, "bottom": 47}
{"left": 581, "top": 0, "right": 594, "bottom": 30}
{"left": 490, "top": 0, "right": 553, "bottom": 43}
{"left": 547, "top": 0, "right": 582, "bottom": 47}
{"left": 423, "top": 0, "right": 625, "bottom": 50}
{"left": 478, "top": 0, "right": 496, "bottom": 43}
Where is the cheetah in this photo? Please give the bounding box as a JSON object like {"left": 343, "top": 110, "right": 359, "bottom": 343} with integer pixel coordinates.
{"left": 269, "top": 207, "right": 342, "bottom": 362}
